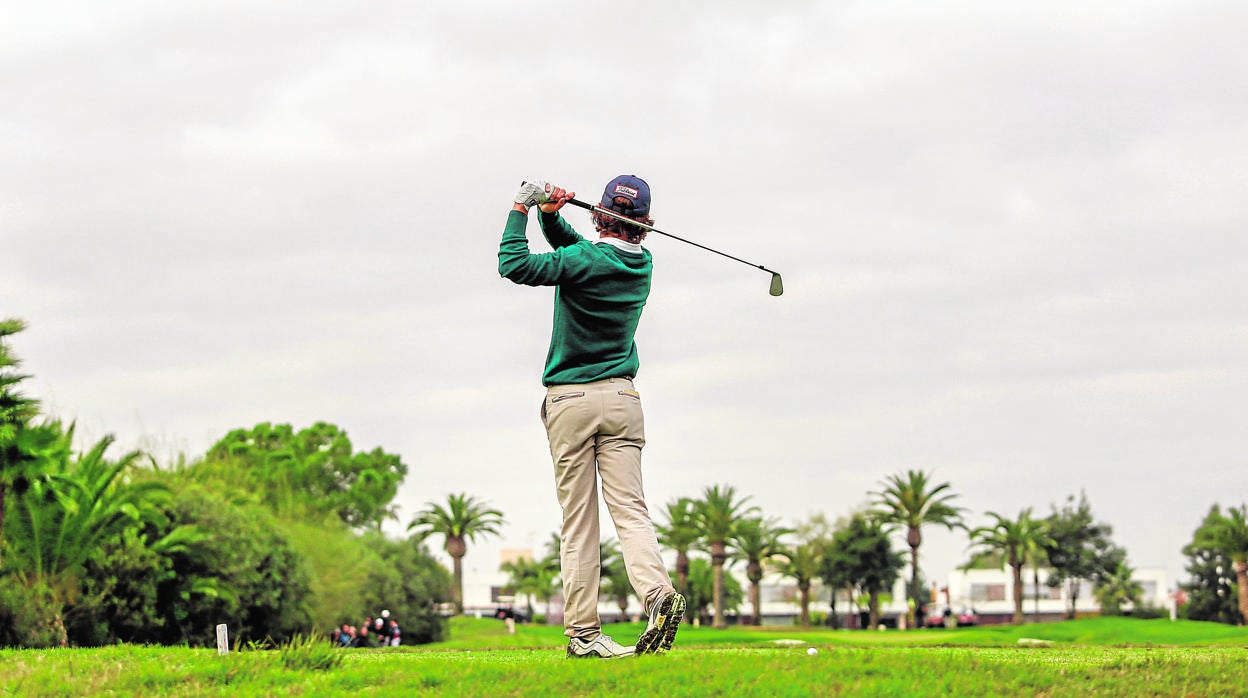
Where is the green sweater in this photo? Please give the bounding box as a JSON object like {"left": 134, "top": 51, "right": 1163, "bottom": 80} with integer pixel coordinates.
{"left": 498, "top": 209, "right": 652, "bottom": 386}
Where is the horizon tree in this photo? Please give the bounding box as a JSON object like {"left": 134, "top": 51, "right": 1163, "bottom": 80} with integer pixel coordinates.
{"left": 656, "top": 497, "right": 700, "bottom": 599}
{"left": 732, "top": 516, "right": 792, "bottom": 625}
{"left": 1094, "top": 560, "right": 1144, "bottom": 615}
{"left": 694, "top": 485, "right": 757, "bottom": 629}
{"left": 1044, "top": 492, "right": 1126, "bottom": 619}
{"left": 599, "top": 539, "right": 633, "bottom": 622}
{"left": 1182, "top": 505, "right": 1243, "bottom": 625}
{"left": 499, "top": 555, "right": 541, "bottom": 620}
{"left": 778, "top": 539, "right": 821, "bottom": 628}
{"left": 204, "top": 422, "right": 407, "bottom": 529}
{"left": 831, "top": 511, "right": 905, "bottom": 629}
{"left": 968, "top": 508, "right": 1053, "bottom": 624}
{"left": 0, "top": 318, "right": 64, "bottom": 567}
{"left": 408, "top": 493, "right": 504, "bottom": 613}
{"left": 1191, "top": 503, "right": 1248, "bottom": 625}
{"left": 872, "top": 469, "right": 964, "bottom": 626}
{"left": 684, "top": 557, "right": 743, "bottom": 626}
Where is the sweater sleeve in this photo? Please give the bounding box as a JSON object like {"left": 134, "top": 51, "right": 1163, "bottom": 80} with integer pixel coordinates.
{"left": 498, "top": 209, "right": 596, "bottom": 287}
{"left": 538, "top": 210, "right": 584, "bottom": 249}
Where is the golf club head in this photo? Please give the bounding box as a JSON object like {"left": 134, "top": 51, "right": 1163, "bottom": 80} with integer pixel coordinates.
{"left": 769, "top": 273, "right": 784, "bottom": 297}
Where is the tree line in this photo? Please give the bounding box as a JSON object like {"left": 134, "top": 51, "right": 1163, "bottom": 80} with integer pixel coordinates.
{"left": 1, "top": 319, "right": 452, "bottom": 648}
{"left": 3, "top": 317, "right": 1246, "bottom": 649}
{"left": 490, "top": 478, "right": 1248, "bottom": 629}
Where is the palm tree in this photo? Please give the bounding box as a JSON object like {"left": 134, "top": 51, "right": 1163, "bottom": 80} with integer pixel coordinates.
{"left": 0, "top": 319, "right": 64, "bottom": 567}
{"left": 968, "top": 508, "right": 1052, "bottom": 624}
{"left": 872, "top": 469, "right": 964, "bottom": 626}
{"left": 1193, "top": 504, "right": 1248, "bottom": 625}
{"left": 684, "top": 557, "right": 744, "bottom": 626}
{"left": 732, "top": 516, "right": 792, "bottom": 625}
{"left": 1094, "top": 561, "right": 1144, "bottom": 615}
{"left": 408, "top": 493, "right": 504, "bottom": 613}
{"left": 499, "top": 555, "right": 539, "bottom": 619}
{"left": 599, "top": 539, "right": 633, "bottom": 622}
{"left": 694, "top": 485, "right": 758, "bottom": 629}
{"left": 5, "top": 426, "right": 174, "bottom": 646}
{"left": 778, "top": 540, "right": 821, "bottom": 628}
{"left": 656, "top": 497, "right": 700, "bottom": 598}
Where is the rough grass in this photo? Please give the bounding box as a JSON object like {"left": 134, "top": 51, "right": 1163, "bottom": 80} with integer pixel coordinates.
{"left": 1, "top": 617, "right": 1245, "bottom": 697}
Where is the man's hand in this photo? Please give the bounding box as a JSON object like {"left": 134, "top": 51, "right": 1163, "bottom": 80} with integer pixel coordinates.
{"left": 515, "top": 181, "right": 552, "bottom": 209}
{"left": 539, "top": 185, "right": 574, "bottom": 213}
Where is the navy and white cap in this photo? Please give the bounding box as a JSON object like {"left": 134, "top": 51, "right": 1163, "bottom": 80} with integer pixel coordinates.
{"left": 600, "top": 175, "right": 651, "bottom": 217}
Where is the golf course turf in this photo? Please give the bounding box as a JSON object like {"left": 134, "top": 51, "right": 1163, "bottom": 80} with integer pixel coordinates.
{"left": 2, "top": 617, "right": 1245, "bottom": 696}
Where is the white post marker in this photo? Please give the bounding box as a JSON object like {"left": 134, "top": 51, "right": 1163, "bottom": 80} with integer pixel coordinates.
{"left": 216, "top": 624, "right": 229, "bottom": 655}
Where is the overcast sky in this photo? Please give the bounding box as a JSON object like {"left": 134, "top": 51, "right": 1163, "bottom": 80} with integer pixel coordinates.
{"left": 4, "top": 1, "right": 1245, "bottom": 596}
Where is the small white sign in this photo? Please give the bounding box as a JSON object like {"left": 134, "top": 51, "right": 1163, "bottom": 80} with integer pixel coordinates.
{"left": 216, "top": 624, "right": 229, "bottom": 655}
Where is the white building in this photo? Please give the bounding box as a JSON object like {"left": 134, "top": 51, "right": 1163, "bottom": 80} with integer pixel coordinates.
{"left": 943, "top": 566, "right": 1170, "bottom": 624}
{"left": 461, "top": 548, "right": 1171, "bottom": 627}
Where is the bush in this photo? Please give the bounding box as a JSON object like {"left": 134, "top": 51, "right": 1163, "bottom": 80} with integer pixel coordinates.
{"left": 358, "top": 533, "right": 452, "bottom": 645}
{"left": 154, "top": 487, "right": 313, "bottom": 646}
{"left": 1127, "top": 602, "right": 1167, "bottom": 620}
{"left": 0, "top": 578, "right": 66, "bottom": 648}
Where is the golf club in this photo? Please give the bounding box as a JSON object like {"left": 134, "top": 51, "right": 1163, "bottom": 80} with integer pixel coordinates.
{"left": 568, "top": 197, "right": 783, "bottom": 297}
{"left": 521, "top": 182, "right": 783, "bottom": 296}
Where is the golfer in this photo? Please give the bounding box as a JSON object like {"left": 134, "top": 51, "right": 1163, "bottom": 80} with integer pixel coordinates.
{"left": 499, "top": 176, "right": 685, "bottom": 659}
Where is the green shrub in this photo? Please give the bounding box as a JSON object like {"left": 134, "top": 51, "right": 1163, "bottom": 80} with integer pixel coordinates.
{"left": 0, "top": 578, "right": 65, "bottom": 648}
{"left": 277, "top": 633, "right": 343, "bottom": 671}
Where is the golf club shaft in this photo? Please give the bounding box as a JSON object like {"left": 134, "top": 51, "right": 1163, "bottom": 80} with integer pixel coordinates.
{"left": 564, "top": 197, "right": 780, "bottom": 276}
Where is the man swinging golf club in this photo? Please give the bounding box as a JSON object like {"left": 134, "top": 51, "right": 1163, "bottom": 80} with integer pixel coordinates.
{"left": 499, "top": 175, "right": 685, "bottom": 659}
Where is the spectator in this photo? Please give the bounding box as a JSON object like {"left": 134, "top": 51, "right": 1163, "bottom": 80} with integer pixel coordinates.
{"left": 373, "top": 615, "right": 388, "bottom": 645}
{"left": 388, "top": 619, "right": 401, "bottom": 647}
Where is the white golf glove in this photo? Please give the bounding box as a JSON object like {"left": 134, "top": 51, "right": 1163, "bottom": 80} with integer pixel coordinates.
{"left": 515, "top": 180, "right": 552, "bottom": 208}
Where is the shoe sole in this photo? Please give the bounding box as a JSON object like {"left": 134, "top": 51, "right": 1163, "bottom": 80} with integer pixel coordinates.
{"left": 635, "top": 593, "right": 685, "bottom": 655}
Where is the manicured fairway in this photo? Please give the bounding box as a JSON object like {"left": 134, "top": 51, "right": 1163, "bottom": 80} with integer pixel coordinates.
{"left": 2, "top": 618, "right": 1245, "bottom": 697}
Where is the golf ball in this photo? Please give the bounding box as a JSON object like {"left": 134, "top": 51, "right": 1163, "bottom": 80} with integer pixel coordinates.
{"left": 807, "top": 647, "right": 818, "bottom": 656}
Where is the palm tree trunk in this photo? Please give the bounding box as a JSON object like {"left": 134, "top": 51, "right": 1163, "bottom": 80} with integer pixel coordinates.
{"left": 799, "top": 582, "right": 811, "bottom": 628}
{"left": 1234, "top": 561, "right": 1248, "bottom": 626}
{"left": 452, "top": 554, "right": 464, "bottom": 614}
{"left": 1033, "top": 566, "right": 1040, "bottom": 617}
{"left": 676, "top": 551, "right": 690, "bottom": 597}
{"left": 712, "top": 543, "right": 727, "bottom": 629}
{"left": 908, "top": 526, "right": 921, "bottom": 628}
{"left": 829, "top": 589, "right": 838, "bottom": 629}
{"left": 712, "top": 559, "right": 725, "bottom": 629}
{"left": 1011, "top": 562, "right": 1024, "bottom": 624}
{"left": 868, "top": 590, "right": 879, "bottom": 628}
{"left": 750, "top": 581, "right": 762, "bottom": 626}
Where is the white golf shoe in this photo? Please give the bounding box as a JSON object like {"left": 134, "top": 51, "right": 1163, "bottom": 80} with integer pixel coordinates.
{"left": 566, "top": 633, "right": 636, "bottom": 659}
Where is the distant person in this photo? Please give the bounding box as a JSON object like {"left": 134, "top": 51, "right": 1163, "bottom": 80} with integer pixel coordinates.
{"left": 500, "top": 177, "right": 686, "bottom": 659}
{"left": 388, "top": 620, "right": 401, "bottom": 647}
{"left": 374, "top": 615, "right": 388, "bottom": 645}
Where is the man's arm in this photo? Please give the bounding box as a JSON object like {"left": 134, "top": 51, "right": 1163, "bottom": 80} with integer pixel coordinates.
{"left": 499, "top": 185, "right": 594, "bottom": 287}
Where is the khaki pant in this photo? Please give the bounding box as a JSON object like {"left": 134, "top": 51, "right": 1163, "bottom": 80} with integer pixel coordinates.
{"left": 542, "top": 377, "right": 673, "bottom": 639}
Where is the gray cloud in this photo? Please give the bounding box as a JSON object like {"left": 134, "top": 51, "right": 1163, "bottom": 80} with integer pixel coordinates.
{"left": 5, "top": 0, "right": 1246, "bottom": 589}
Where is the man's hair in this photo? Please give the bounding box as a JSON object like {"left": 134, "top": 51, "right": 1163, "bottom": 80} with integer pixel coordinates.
{"left": 593, "top": 196, "right": 653, "bottom": 244}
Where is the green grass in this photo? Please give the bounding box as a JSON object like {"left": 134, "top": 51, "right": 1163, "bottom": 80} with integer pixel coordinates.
{"left": 433, "top": 615, "right": 1248, "bottom": 649}
{"left": 2, "top": 617, "right": 1245, "bottom": 697}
